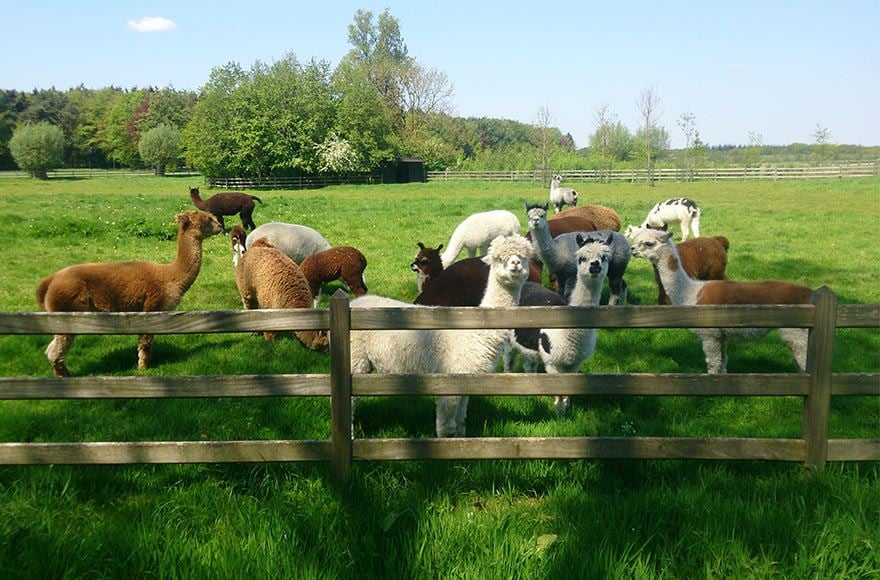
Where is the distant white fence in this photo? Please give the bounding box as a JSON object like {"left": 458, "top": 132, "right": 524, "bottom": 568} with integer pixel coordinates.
{"left": 0, "top": 168, "right": 200, "bottom": 179}
{"left": 428, "top": 162, "right": 880, "bottom": 183}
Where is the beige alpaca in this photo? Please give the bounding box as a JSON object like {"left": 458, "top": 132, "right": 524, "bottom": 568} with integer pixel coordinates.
{"left": 552, "top": 205, "right": 622, "bottom": 232}
{"left": 234, "top": 237, "right": 328, "bottom": 350}
{"left": 35, "top": 210, "right": 224, "bottom": 377}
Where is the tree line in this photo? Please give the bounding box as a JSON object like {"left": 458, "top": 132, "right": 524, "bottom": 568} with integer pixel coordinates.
{"left": 2, "top": 9, "right": 875, "bottom": 179}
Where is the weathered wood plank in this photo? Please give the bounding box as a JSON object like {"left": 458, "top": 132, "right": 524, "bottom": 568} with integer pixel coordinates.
{"left": 803, "top": 287, "right": 837, "bottom": 471}
{"left": 353, "top": 437, "right": 806, "bottom": 461}
{"left": 352, "top": 373, "right": 811, "bottom": 396}
{"left": 0, "top": 375, "right": 330, "bottom": 399}
{"left": 836, "top": 304, "right": 880, "bottom": 327}
{"left": 831, "top": 373, "right": 880, "bottom": 396}
{"left": 329, "top": 290, "right": 353, "bottom": 483}
{"left": 350, "top": 305, "right": 815, "bottom": 330}
{"left": 0, "top": 440, "right": 332, "bottom": 465}
{"left": 827, "top": 439, "right": 880, "bottom": 461}
{"left": 0, "top": 309, "right": 330, "bottom": 335}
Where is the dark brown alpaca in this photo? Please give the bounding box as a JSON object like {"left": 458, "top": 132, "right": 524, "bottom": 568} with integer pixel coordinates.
{"left": 189, "top": 187, "right": 263, "bottom": 231}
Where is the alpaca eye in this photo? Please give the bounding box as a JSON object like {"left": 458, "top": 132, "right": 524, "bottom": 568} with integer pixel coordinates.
{"left": 644, "top": 241, "right": 655, "bottom": 248}
{"left": 578, "top": 257, "right": 586, "bottom": 264}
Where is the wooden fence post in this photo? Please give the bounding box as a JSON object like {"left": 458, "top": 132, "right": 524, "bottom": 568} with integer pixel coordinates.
{"left": 802, "top": 286, "right": 837, "bottom": 472}
{"left": 329, "top": 289, "right": 353, "bottom": 484}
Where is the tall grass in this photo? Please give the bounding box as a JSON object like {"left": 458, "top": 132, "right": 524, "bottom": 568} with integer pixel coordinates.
{"left": 0, "top": 176, "right": 877, "bottom": 577}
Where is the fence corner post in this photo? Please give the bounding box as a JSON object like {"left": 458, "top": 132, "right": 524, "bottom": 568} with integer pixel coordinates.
{"left": 802, "top": 285, "right": 837, "bottom": 472}
{"left": 329, "top": 289, "right": 353, "bottom": 485}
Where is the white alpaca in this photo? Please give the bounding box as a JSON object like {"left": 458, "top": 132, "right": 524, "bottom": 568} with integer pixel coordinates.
{"left": 440, "top": 210, "right": 521, "bottom": 268}
{"left": 350, "top": 235, "right": 534, "bottom": 437}
{"left": 639, "top": 198, "right": 701, "bottom": 241}
{"left": 629, "top": 227, "right": 811, "bottom": 374}
{"left": 246, "top": 222, "right": 331, "bottom": 265}
{"left": 549, "top": 173, "right": 578, "bottom": 213}
{"left": 508, "top": 234, "right": 610, "bottom": 415}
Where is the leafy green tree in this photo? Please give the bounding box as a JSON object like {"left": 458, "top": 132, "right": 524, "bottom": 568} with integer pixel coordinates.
{"left": 9, "top": 121, "right": 65, "bottom": 178}
{"left": 138, "top": 124, "right": 180, "bottom": 175}
{"left": 101, "top": 89, "right": 147, "bottom": 167}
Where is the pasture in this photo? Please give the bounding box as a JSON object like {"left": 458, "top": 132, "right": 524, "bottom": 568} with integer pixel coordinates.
{"left": 0, "top": 176, "right": 878, "bottom": 577}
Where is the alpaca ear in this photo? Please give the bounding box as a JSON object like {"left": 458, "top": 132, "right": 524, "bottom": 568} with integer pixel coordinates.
{"left": 176, "top": 213, "right": 191, "bottom": 227}
{"left": 603, "top": 235, "right": 613, "bottom": 246}
{"left": 541, "top": 203, "right": 549, "bottom": 212}
{"left": 576, "top": 233, "right": 585, "bottom": 247}
{"left": 659, "top": 231, "right": 673, "bottom": 242}
{"left": 481, "top": 254, "right": 492, "bottom": 265}
{"left": 417, "top": 242, "right": 425, "bottom": 249}
{"left": 437, "top": 244, "right": 444, "bottom": 251}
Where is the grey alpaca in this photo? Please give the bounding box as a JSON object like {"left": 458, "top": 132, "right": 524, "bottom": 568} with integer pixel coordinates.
{"left": 525, "top": 202, "right": 631, "bottom": 304}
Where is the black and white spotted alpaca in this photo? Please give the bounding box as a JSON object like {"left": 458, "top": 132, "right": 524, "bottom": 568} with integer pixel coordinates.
{"left": 638, "top": 197, "right": 701, "bottom": 241}
{"left": 549, "top": 173, "right": 578, "bottom": 213}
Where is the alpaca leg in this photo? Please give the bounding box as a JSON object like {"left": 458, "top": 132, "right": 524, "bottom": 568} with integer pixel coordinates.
{"left": 241, "top": 209, "right": 257, "bottom": 231}
{"left": 436, "top": 396, "right": 464, "bottom": 437}
{"left": 701, "top": 334, "right": 727, "bottom": 374}
{"left": 454, "top": 395, "right": 469, "bottom": 437}
{"left": 680, "top": 220, "right": 689, "bottom": 241}
{"left": 45, "top": 334, "right": 73, "bottom": 377}
{"left": 691, "top": 215, "right": 700, "bottom": 238}
{"left": 216, "top": 215, "right": 226, "bottom": 231}
{"left": 137, "top": 334, "right": 153, "bottom": 370}
{"left": 608, "top": 277, "right": 627, "bottom": 306}
{"left": 467, "top": 247, "right": 477, "bottom": 259}
{"left": 545, "top": 365, "right": 570, "bottom": 416}
{"left": 779, "top": 328, "right": 809, "bottom": 372}
{"left": 502, "top": 341, "right": 516, "bottom": 372}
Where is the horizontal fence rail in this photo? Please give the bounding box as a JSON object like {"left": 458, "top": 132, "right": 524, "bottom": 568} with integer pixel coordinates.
{"left": 0, "top": 289, "right": 877, "bottom": 480}
{"left": 428, "top": 162, "right": 879, "bottom": 183}
{"left": 206, "top": 173, "right": 383, "bottom": 190}
{"left": 0, "top": 168, "right": 200, "bottom": 179}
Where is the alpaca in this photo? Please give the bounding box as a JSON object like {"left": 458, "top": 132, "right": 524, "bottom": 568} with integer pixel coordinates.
{"left": 300, "top": 246, "right": 368, "bottom": 307}
{"left": 552, "top": 205, "right": 622, "bottom": 232}
{"left": 507, "top": 234, "right": 611, "bottom": 415}
{"left": 639, "top": 198, "right": 701, "bottom": 241}
{"left": 440, "top": 210, "right": 521, "bottom": 267}
{"left": 189, "top": 187, "right": 263, "bottom": 231}
{"left": 35, "top": 210, "right": 224, "bottom": 377}
{"left": 652, "top": 235, "right": 730, "bottom": 305}
{"left": 549, "top": 173, "right": 578, "bottom": 213}
{"left": 412, "top": 242, "right": 542, "bottom": 305}
{"left": 629, "top": 227, "right": 811, "bottom": 374}
{"left": 350, "top": 234, "right": 534, "bottom": 437}
{"left": 246, "top": 222, "right": 331, "bottom": 265}
{"left": 230, "top": 225, "right": 247, "bottom": 267}
{"left": 526, "top": 203, "right": 631, "bottom": 304}
{"left": 234, "top": 237, "right": 328, "bottom": 350}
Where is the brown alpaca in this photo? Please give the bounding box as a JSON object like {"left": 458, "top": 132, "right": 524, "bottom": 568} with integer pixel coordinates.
{"left": 300, "top": 246, "right": 369, "bottom": 307}
{"left": 552, "top": 205, "right": 621, "bottom": 232}
{"left": 35, "top": 210, "right": 224, "bottom": 377}
{"left": 654, "top": 236, "right": 730, "bottom": 304}
{"left": 189, "top": 187, "right": 263, "bottom": 231}
{"left": 411, "top": 242, "right": 542, "bottom": 306}
{"left": 234, "top": 237, "right": 328, "bottom": 350}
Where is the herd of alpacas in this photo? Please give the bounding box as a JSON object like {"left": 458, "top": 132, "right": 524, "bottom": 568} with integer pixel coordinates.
{"left": 36, "top": 176, "right": 814, "bottom": 437}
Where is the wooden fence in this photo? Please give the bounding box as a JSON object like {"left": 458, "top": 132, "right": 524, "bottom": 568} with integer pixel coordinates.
{"left": 0, "top": 287, "right": 877, "bottom": 483}
{"left": 427, "top": 162, "right": 880, "bottom": 183}
{"left": 0, "top": 168, "right": 200, "bottom": 179}
{"left": 206, "top": 173, "right": 383, "bottom": 190}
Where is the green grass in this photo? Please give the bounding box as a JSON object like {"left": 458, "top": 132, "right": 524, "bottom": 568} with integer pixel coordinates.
{"left": 0, "top": 176, "right": 878, "bottom": 577}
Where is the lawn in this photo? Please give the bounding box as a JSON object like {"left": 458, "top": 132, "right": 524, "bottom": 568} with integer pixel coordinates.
{"left": 0, "top": 175, "right": 877, "bottom": 577}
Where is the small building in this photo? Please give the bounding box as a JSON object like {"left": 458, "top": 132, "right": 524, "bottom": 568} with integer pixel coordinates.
{"left": 381, "top": 158, "right": 426, "bottom": 184}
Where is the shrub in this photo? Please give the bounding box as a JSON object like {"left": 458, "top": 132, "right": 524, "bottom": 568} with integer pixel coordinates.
{"left": 9, "top": 122, "right": 65, "bottom": 179}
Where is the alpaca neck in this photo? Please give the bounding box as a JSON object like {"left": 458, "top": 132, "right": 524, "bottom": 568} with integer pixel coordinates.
{"left": 189, "top": 190, "right": 207, "bottom": 211}
{"left": 569, "top": 275, "right": 604, "bottom": 307}
{"left": 481, "top": 273, "right": 522, "bottom": 309}
{"left": 653, "top": 243, "right": 698, "bottom": 305}
{"left": 167, "top": 225, "right": 205, "bottom": 292}
{"left": 530, "top": 221, "right": 558, "bottom": 265}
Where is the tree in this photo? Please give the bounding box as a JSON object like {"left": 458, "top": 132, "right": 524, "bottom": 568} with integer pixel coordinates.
{"left": 9, "top": 121, "right": 65, "bottom": 178}
{"left": 589, "top": 104, "right": 634, "bottom": 177}
{"left": 138, "top": 124, "right": 180, "bottom": 175}
{"left": 536, "top": 103, "right": 553, "bottom": 185}
{"left": 812, "top": 124, "right": 834, "bottom": 163}
{"left": 744, "top": 131, "right": 763, "bottom": 167}
{"left": 636, "top": 87, "right": 662, "bottom": 186}
{"left": 677, "top": 112, "right": 697, "bottom": 181}
{"left": 398, "top": 61, "right": 454, "bottom": 136}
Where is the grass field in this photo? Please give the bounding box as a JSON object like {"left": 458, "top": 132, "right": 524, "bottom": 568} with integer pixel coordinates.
{"left": 0, "top": 176, "right": 878, "bottom": 577}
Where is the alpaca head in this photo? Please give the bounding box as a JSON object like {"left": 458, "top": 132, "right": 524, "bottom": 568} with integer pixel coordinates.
{"left": 576, "top": 233, "right": 612, "bottom": 280}
{"left": 230, "top": 225, "right": 248, "bottom": 267}
{"left": 411, "top": 242, "right": 444, "bottom": 276}
{"left": 482, "top": 234, "right": 533, "bottom": 288}
{"left": 176, "top": 210, "right": 224, "bottom": 239}
{"left": 524, "top": 203, "right": 549, "bottom": 230}
{"left": 551, "top": 173, "right": 562, "bottom": 185}
{"left": 629, "top": 227, "right": 675, "bottom": 263}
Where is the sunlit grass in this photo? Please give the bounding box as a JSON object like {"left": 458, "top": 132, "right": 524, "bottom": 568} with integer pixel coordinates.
{"left": 0, "top": 176, "right": 877, "bottom": 577}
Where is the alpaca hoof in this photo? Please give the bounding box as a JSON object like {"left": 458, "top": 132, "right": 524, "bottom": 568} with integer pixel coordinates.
{"left": 554, "top": 396, "right": 570, "bottom": 416}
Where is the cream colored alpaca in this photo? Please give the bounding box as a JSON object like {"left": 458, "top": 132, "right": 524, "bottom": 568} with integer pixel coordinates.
{"left": 36, "top": 210, "right": 224, "bottom": 376}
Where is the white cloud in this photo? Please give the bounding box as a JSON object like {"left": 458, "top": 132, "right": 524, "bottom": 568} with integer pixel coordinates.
{"left": 127, "top": 16, "right": 176, "bottom": 33}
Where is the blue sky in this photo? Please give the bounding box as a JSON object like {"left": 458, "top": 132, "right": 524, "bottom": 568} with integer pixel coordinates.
{"left": 2, "top": 0, "right": 878, "bottom": 149}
